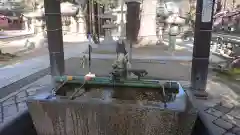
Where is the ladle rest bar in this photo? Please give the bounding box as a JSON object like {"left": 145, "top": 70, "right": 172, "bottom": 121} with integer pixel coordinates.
{"left": 54, "top": 76, "right": 179, "bottom": 93}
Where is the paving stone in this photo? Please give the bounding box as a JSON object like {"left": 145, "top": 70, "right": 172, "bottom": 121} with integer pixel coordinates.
{"left": 0, "top": 112, "right": 4, "bottom": 124}
{"left": 3, "top": 104, "right": 18, "bottom": 118}
{"left": 205, "top": 108, "right": 223, "bottom": 117}
{"left": 27, "top": 90, "right": 37, "bottom": 96}
{"left": 220, "top": 102, "right": 235, "bottom": 109}
{"left": 18, "top": 102, "right": 27, "bottom": 112}
{"left": 224, "top": 132, "right": 236, "bottom": 135}
{"left": 2, "top": 115, "right": 16, "bottom": 124}
{"left": 2, "top": 97, "right": 15, "bottom": 106}
{"left": 209, "top": 122, "right": 227, "bottom": 135}
{"left": 16, "top": 91, "right": 27, "bottom": 98}
{"left": 201, "top": 111, "right": 227, "bottom": 134}
{"left": 27, "top": 87, "right": 40, "bottom": 92}
{"left": 202, "top": 110, "right": 219, "bottom": 122}
{"left": 16, "top": 96, "right": 27, "bottom": 103}
{"left": 214, "top": 104, "right": 232, "bottom": 113}
{"left": 222, "top": 114, "right": 240, "bottom": 125}
{"left": 232, "top": 127, "right": 240, "bottom": 135}
{"left": 228, "top": 110, "right": 240, "bottom": 120}
{"left": 214, "top": 118, "right": 234, "bottom": 130}
{"left": 18, "top": 102, "right": 27, "bottom": 107}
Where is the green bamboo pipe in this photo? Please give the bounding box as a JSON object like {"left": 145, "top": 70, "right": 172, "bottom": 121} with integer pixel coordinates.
{"left": 54, "top": 75, "right": 163, "bottom": 89}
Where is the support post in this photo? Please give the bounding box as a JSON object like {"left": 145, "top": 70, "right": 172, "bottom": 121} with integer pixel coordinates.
{"left": 125, "top": 0, "right": 141, "bottom": 65}
{"left": 125, "top": 0, "right": 141, "bottom": 43}
{"left": 120, "top": 0, "right": 125, "bottom": 37}
{"left": 97, "top": 3, "right": 101, "bottom": 40}
{"left": 44, "top": 0, "right": 65, "bottom": 76}
{"left": 125, "top": 0, "right": 141, "bottom": 64}
{"left": 191, "top": 0, "right": 215, "bottom": 98}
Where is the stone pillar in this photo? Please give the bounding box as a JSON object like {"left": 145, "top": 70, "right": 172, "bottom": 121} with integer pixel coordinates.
{"left": 237, "top": 20, "right": 240, "bottom": 32}
{"left": 77, "top": 14, "right": 87, "bottom": 41}
{"left": 70, "top": 16, "right": 77, "bottom": 33}
{"left": 23, "top": 16, "right": 29, "bottom": 31}
{"left": 105, "top": 20, "right": 113, "bottom": 40}
{"left": 125, "top": 0, "right": 141, "bottom": 63}
{"left": 100, "top": 14, "right": 117, "bottom": 43}
{"left": 120, "top": 0, "right": 125, "bottom": 37}
{"left": 125, "top": 0, "right": 141, "bottom": 42}
{"left": 35, "top": 19, "right": 43, "bottom": 34}
{"left": 30, "top": 18, "right": 35, "bottom": 33}
{"left": 168, "top": 24, "right": 179, "bottom": 52}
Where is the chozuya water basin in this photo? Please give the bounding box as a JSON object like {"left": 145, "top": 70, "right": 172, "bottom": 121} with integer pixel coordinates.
{"left": 26, "top": 81, "right": 194, "bottom": 135}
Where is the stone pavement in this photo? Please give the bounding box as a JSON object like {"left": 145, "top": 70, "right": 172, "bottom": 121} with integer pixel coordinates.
{"left": 0, "top": 39, "right": 93, "bottom": 126}
{"left": 0, "top": 32, "right": 87, "bottom": 55}
{"left": 0, "top": 30, "right": 34, "bottom": 54}
{"left": 0, "top": 57, "right": 239, "bottom": 135}
{"left": 0, "top": 30, "right": 32, "bottom": 37}
{"left": 185, "top": 74, "right": 240, "bottom": 135}
{"left": 0, "top": 43, "right": 191, "bottom": 128}
{"left": 65, "top": 57, "right": 192, "bottom": 81}
{"left": 162, "top": 33, "right": 229, "bottom": 63}
{"left": 0, "top": 38, "right": 35, "bottom": 54}
{"left": 0, "top": 39, "right": 239, "bottom": 135}
{"left": 0, "top": 30, "right": 33, "bottom": 40}
{"left": 0, "top": 34, "right": 89, "bottom": 90}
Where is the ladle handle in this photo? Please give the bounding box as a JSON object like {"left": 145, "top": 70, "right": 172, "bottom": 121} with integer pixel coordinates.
{"left": 88, "top": 44, "right": 92, "bottom": 73}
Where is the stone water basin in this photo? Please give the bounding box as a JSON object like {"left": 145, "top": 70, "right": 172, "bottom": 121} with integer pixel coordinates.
{"left": 61, "top": 84, "right": 187, "bottom": 111}
{"left": 27, "top": 83, "right": 194, "bottom": 135}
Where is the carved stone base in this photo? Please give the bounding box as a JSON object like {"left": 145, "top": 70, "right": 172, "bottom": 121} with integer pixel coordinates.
{"left": 193, "top": 90, "right": 208, "bottom": 100}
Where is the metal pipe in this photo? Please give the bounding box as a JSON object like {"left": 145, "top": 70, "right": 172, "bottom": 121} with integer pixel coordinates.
{"left": 129, "top": 41, "right": 133, "bottom": 64}
{"left": 98, "top": 2, "right": 101, "bottom": 40}
{"left": 55, "top": 76, "right": 163, "bottom": 88}
{"left": 54, "top": 76, "right": 180, "bottom": 94}
{"left": 1, "top": 103, "right": 3, "bottom": 123}
{"left": 224, "top": 0, "right": 227, "bottom": 10}
{"left": 88, "top": 44, "right": 92, "bottom": 73}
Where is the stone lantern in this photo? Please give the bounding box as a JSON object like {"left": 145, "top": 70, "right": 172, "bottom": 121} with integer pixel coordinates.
{"left": 125, "top": 0, "right": 141, "bottom": 42}
{"left": 24, "top": 2, "right": 79, "bottom": 35}
{"left": 23, "top": 9, "right": 45, "bottom": 34}
{"left": 165, "top": 12, "right": 185, "bottom": 52}
{"left": 76, "top": 10, "right": 87, "bottom": 41}
{"left": 23, "top": 8, "right": 46, "bottom": 49}
{"left": 112, "top": 4, "right": 127, "bottom": 37}
{"left": 60, "top": 2, "right": 79, "bottom": 34}
{"left": 100, "top": 12, "right": 117, "bottom": 43}
{"left": 21, "top": 15, "right": 29, "bottom": 31}
{"left": 125, "top": 0, "right": 141, "bottom": 64}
